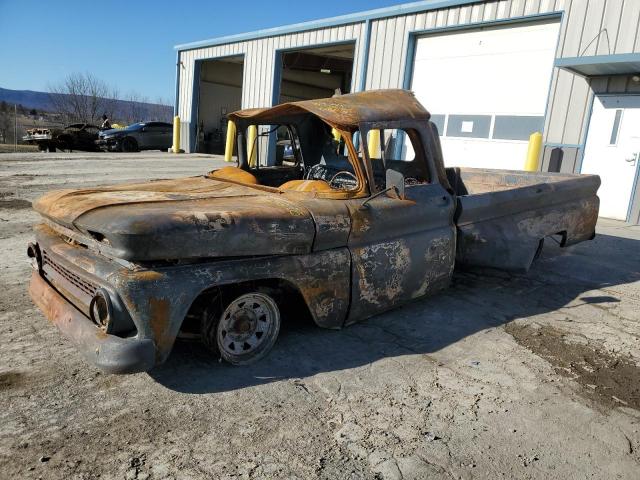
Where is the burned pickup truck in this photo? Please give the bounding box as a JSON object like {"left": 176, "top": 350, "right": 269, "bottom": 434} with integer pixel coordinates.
{"left": 27, "top": 90, "right": 600, "bottom": 373}
{"left": 23, "top": 123, "right": 101, "bottom": 152}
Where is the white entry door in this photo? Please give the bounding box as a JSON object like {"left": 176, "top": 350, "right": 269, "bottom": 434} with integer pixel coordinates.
{"left": 581, "top": 96, "right": 640, "bottom": 221}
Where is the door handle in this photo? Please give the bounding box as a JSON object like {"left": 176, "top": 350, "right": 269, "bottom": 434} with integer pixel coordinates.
{"left": 625, "top": 152, "right": 639, "bottom": 166}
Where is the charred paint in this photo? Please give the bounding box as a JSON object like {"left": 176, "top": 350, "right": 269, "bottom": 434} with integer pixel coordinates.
{"left": 229, "top": 89, "right": 429, "bottom": 132}
{"left": 413, "top": 236, "right": 456, "bottom": 299}
{"left": 26, "top": 90, "right": 601, "bottom": 374}
{"left": 355, "top": 239, "right": 411, "bottom": 306}
{"left": 452, "top": 167, "right": 600, "bottom": 271}
{"left": 148, "top": 297, "right": 173, "bottom": 354}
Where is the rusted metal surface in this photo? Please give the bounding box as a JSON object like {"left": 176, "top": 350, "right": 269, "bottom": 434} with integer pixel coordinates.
{"left": 27, "top": 90, "right": 601, "bottom": 373}
{"left": 229, "top": 89, "right": 429, "bottom": 132}
{"left": 452, "top": 168, "right": 601, "bottom": 271}
{"left": 28, "top": 271, "right": 155, "bottom": 374}
{"left": 33, "top": 176, "right": 315, "bottom": 261}
{"left": 345, "top": 183, "right": 456, "bottom": 323}
{"left": 33, "top": 222, "right": 350, "bottom": 366}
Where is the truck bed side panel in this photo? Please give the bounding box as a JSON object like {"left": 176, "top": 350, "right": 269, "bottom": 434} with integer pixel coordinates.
{"left": 453, "top": 169, "right": 600, "bottom": 271}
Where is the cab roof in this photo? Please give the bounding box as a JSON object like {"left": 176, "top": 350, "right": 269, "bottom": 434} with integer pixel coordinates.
{"left": 228, "top": 89, "right": 430, "bottom": 131}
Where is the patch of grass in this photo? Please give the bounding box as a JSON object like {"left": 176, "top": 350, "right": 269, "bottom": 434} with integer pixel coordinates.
{"left": 0, "top": 145, "right": 39, "bottom": 153}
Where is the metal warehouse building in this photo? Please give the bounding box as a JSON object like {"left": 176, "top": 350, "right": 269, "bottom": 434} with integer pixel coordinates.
{"left": 175, "top": 0, "right": 640, "bottom": 224}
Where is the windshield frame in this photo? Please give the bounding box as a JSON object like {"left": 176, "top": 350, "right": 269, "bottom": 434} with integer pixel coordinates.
{"left": 234, "top": 117, "right": 370, "bottom": 199}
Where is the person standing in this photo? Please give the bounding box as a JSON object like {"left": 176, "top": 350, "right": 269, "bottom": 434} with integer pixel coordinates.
{"left": 100, "top": 114, "right": 111, "bottom": 130}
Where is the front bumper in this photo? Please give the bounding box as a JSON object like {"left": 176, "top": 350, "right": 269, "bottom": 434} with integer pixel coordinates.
{"left": 29, "top": 271, "right": 155, "bottom": 374}
{"left": 95, "top": 138, "right": 121, "bottom": 151}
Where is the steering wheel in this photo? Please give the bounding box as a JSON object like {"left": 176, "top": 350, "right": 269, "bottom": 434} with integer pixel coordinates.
{"left": 329, "top": 171, "right": 358, "bottom": 189}
{"left": 305, "top": 164, "right": 325, "bottom": 180}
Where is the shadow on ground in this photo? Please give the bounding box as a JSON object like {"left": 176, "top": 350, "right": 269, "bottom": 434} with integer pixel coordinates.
{"left": 149, "top": 233, "right": 640, "bottom": 394}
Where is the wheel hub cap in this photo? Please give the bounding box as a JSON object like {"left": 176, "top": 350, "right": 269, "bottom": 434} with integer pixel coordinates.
{"left": 218, "top": 294, "right": 273, "bottom": 354}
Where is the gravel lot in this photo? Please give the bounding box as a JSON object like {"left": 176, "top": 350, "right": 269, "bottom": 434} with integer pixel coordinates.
{"left": 1, "top": 151, "right": 639, "bottom": 479}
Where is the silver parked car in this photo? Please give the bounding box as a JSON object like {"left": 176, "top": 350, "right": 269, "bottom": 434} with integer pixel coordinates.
{"left": 96, "top": 122, "right": 173, "bottom": 152}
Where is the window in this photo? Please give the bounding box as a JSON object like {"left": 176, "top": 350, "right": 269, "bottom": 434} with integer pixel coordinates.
{"left": 492, "top": 115, "right": 544, "bottom": 141}
{"left": 236, "top": 119, "right": 363, "bottom": 195}
{"left": 446, "top": 115, "right": 491, "bottom": 138}
{"left": 365, "top": 127, "right": 430, "bottom": 190}
{"left": 307, "top": 126, "right": 360, "bottom": 192}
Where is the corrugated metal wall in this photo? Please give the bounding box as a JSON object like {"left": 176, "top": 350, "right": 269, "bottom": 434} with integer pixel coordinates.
{"left": 544, "top": 0, "right": 640, "bottom": 148}
{"left": 177, "top": 23, "right": 367, "bottom": 150}
{"left": 177, "top": 0, "right": 640, "bottom": 157}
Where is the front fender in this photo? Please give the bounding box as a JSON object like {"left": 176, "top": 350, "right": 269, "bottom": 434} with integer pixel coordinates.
{"left": 112, "top": 249, "right": 351, "bottom": 363}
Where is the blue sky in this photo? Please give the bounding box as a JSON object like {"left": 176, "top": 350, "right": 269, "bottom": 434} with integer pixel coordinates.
{"left": 0, "top": 0, "right": 404, "bottom": 103}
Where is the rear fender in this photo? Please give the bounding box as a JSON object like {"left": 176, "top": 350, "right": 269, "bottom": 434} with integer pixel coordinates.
{"left": 456, "top": 196, "right": 599, "bottom": 271}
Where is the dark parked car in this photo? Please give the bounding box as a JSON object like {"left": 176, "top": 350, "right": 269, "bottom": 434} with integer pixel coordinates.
{"left": 96, "top": 122, "right": 173, "bottom": 152}
{"left": 23, "top": 124, "right": 101, "bottom": 152}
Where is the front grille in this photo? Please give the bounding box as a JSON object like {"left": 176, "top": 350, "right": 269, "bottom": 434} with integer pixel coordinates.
{"left": 42, "top": 250, "right": 98, "bottom": 298}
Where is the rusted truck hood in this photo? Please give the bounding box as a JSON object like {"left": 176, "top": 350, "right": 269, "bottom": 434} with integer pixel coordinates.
{"left": 33, "top": 176, "right": 315, "bottom": 261}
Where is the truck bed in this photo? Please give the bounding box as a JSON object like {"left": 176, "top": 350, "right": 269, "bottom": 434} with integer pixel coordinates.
{"left": 446, "top": 167, "right": 601, "bottom": 271}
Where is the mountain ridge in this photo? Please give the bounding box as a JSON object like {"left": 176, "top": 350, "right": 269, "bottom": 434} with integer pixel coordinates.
{"left": 0, "top": 87, "right": 172, "bottom": 121}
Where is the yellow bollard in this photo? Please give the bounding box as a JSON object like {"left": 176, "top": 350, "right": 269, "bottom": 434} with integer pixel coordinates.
{"left": 224, "top": 120, "right": 236, "bottom": 162}
{"left": 172, "top": 116, "right": 181, "bottom": 153}
{"left": 247, "top": 125, "right": 257, "bottom": 168}
{"left": 524, "top": 132, "right": 542, "bottom": 171}
{"left": 367, "top": 129, "right": 381, "bottom": 159}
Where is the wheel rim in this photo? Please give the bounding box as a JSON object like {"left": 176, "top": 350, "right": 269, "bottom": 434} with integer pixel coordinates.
{"left": 217, "top": 293, "right": 277, "bottom": 357}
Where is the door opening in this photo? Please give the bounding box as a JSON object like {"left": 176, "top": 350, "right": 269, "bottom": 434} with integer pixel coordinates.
{"left": 275, "top": 43, "right": 355, "bottom": 104}
{"left": 196, "top": 55, "right": 244, "bottom": 154}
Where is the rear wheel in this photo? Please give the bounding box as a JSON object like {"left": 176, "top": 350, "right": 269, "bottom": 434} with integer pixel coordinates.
{"left": 121, "top": 137, "right": 138, "bottom": 152}
{"left": 201, "top": 291, "right": 281, "bottom": 365}
{"left": 59, "top": 137, "right": 73, "bottom": 152}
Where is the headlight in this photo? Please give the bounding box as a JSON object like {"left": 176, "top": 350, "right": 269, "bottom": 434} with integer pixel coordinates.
{"left": 90, "top": 289, "right": 114, "bottom": 333}
{"left": 27, "top": 243, "right": 42, "bottom": 271}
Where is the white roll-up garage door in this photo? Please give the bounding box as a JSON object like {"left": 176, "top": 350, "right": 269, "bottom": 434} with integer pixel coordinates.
{"left": 410, "top": 20, "right": 560, "bottom": 169}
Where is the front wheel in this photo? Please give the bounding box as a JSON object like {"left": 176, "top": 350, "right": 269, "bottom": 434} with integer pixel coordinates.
{"left": 121, "top": 137, "right": 138, "bottom": 152}
{"left": 202, "top": 291, "right": 281, "bottom": 365}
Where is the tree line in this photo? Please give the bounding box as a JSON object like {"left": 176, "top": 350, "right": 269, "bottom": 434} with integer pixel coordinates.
{"left": 48, "top": 72, "right": 172, "bottom": 125}
{"left": 0, "top": 73, "right": 173, "bottom": 144}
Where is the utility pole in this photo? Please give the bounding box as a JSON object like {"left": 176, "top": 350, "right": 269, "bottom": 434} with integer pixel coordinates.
{"left": 14, "top": 104, "right": 17, "bottom": 152}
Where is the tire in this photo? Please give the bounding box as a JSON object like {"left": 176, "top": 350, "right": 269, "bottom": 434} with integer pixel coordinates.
{"left": 201, "top": 291, "right": 281, "bottom": 365}
{"left": 48, "top": 145, "right": 56, "bottom": 153}
{"left": 121, "top": 137, "right": 138, "bottom": 152}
